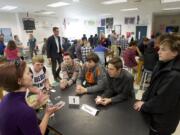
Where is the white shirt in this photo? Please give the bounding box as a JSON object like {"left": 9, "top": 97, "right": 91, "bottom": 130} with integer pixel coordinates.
{"left": 30, "top": 65, "right": 48, "bottom": 90}
{"left": 54, "top": 36, "right": 60, "bottom": 53}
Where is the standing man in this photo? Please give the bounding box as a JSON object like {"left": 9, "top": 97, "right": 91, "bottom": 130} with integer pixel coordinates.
{"left": 110, "top": 30, "right": 118, "bottom": 56}
{"left": 14, "top": 35, "right": 24, "bottom": 60}
{"left": 47, "top": 27, "right": 63, "bottom": 81}
{"left": 28, "top": 33, "right": 37, "bottom": 59}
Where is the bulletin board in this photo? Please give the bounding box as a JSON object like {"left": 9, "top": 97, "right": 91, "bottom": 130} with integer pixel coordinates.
{"left": 0, "top": 28, "right": 13, "bottom": 43}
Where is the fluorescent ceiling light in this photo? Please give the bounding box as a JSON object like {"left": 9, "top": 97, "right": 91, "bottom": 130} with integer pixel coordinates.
{"left": 121, "top": 8, "right": 138, "bottom": 11}
{"left": 73, "top": 0, "right": 79, "bottom": 2}
{"left": 42, "top": 11, "right": 55, "bottom": 15}
{"left": 102, "top": 0, "right": 127, "bottom": 5}
{"left": 162, "top": 7, "right": 180, "bottom": 10}
{"left": 161, "top": 0, "right": 180, "bottom": 3}
{"left": 0, "top": 5, "right": 17, "bottom": 10}
{"left": 100, "top": 13, "right": 112, "bottom": 16}
{"left": 47, "top": 2, "right": 70, "bottom": 7}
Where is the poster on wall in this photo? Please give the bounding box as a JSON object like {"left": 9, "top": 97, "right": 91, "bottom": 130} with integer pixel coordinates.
{"left": 114, "top": 25, "right": 121, "bottom": 35}
{"left": 0, "top": 28, "right": 13, "bottom": 43}
{"left": 106, "top": 17, "right": 113, "bottom": 29}
{"left": 124, "top": 17, "right": 135, "bottom": 24}
{"left": 88, "top": 20, "right": 96, "bottom": 26}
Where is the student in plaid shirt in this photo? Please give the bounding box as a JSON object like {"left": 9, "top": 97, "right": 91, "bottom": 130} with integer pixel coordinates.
{"left": 81, "top": 38, "right": 92, "bottom": 63}
{"left": 60, "top": 52, "right": 81, "bottom": 89}
{"left": 119, "top": 35, "right": 128, "bottom": 51}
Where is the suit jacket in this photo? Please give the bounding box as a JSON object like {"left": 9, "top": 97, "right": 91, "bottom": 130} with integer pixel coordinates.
{"left": 47, "top": 35, "right": 62, "bottom": 59}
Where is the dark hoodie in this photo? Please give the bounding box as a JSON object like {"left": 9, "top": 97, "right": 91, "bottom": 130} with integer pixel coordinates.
{"left": 141, "top": 55, "right": 180, "bottom": 134}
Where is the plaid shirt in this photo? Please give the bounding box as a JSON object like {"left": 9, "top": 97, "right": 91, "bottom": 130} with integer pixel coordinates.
{"left": 119, "top": 38, "right": 128, "bottom": 50}
{"left": 81, "top": 46, "right": 92, "bottom": 63}
{"left": 61, "top": 60, "right": 81, "bottom": 86}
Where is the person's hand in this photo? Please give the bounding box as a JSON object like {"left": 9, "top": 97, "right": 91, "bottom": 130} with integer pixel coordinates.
{"left": 95, "top": 96, "right": 103, "bottom": 105}
{"left": 45, "top": 105, "right": 61, "bottom": 116}
{"left": 67, "top": 80, "right": 72, "bottom": 86}
{"left": 45, "top": 83, "right": 51, "bottom": 91}
{"left": 100, "top": 98, "right": 112, "bottom": 106}
{"left": 60, "top": 80, "right": 68, "bottom": 89}
{"left": 134, "top": 101, "right": 144, "bottom": 111}
{"left": 76, "top": 84, "right": 81, "bottom": 90}
{"left": 36, "top": 91, "right": 49, "bottom": 106}
{"left": 75, "top": 85, "right": 87, "bottom": 94}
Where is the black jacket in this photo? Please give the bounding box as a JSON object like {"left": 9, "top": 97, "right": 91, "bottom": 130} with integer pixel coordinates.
{"left": 102, "top": 69, "right": 134, "bottom": 103}
{"left": 143, "top": 44, "right": 158, "bottom": 71}
{"left": 47, "top": 35, "right": 62, "bottom": 59}
{"left": 141, "top": 55, "right": 180, "bottom": 134}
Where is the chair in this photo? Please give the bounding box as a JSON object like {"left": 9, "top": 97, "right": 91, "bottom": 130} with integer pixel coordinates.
{"left": 140, "top": 69, "right": 152, "bottom": 90}
{"left": 135, "top": 60, "right": 144, "bottom": 85}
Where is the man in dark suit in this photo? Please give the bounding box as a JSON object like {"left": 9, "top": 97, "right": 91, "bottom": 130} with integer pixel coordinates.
{"left": 47, "top": 27, "right": 63, "bottom": 81}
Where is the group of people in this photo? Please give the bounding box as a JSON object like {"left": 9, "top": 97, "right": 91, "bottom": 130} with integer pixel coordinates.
{"left": 0, "top": 33, "right": 39, "bottom": 62}
{"left": 0, "top": 27, "right": 180, "bottom": 135}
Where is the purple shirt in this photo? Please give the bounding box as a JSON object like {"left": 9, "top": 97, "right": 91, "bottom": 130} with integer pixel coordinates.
{"left": 0, "top": 92, "right": 41, "bottom": 135}
{"left": 123, "top": 48, "right": 137, "bottom": 68}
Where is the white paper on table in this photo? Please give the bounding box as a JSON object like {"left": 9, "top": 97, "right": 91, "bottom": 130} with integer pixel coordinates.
{"left": 81, "top": 104, "right": 99, "bottom": 116}
{"left": 69, "top": 96, "right": 80, "bottom": 105}
{"left": 50, "top": 89, "right": 56, "bottom": 93}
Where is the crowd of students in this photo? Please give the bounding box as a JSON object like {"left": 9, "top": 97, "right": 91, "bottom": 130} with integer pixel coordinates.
{"left": 0, "top": 27, "right": 180, "bottom": 135}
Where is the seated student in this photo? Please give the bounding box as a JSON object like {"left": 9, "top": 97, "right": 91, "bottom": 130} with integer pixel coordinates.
{"left": 134, "top": 34, "right": 180, "bottom": 135}
{"left": 76, "top": 52, "right": 107, "bottom": 94}
{"left": 60, "top": 52, "right": 81, "bottom": 89}
{"left": 0, "top": 61, "right": 61, "bottom": 135}
{"left": 29, "top": 55, "right": 51, "bottom": 91}
{"left": 95, "top": 57, "right": 134, "bottom": 106}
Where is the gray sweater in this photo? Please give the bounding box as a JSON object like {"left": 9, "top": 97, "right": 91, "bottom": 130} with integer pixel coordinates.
{"left": 76, "top": 63, "right": 107, "bottom": 93}
{"left": 102, "top": 69, "right": 134, "bottom": 103}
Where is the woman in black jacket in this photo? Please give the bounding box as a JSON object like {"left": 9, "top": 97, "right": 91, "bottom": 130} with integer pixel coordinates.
{"left": 134, "top": 34, "right": 180, "bottom": 135}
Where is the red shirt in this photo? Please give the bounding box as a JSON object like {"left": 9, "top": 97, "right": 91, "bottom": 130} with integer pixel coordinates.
{"left": 4, "top": 48, "right": 19, "bottom": 60}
